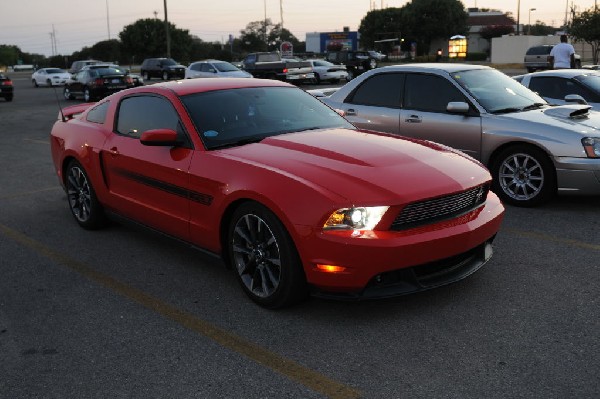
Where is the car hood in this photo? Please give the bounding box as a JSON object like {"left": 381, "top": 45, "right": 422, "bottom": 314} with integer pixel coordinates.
{"left": 219, "top": 129, "right": 490, "bottom": 204}
{"left": 167, "top": 64, "right": 186, "bottom": 69}
{"left": 498, "top": 104, "right": 600, "bottom": 133}
{"left": 220, "top": 71, "right": 252, "bottom": 78}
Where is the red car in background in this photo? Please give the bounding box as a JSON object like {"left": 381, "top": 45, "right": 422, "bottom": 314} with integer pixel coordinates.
{"left": 1, "top": 72, "right": 14, "bottom": 102}
{"left": 50, "top": 78, "right": 504, "bottom": 308}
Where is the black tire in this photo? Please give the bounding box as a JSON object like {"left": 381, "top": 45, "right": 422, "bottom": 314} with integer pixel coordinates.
{"left": 162, "top": 71, "right": 169, "bottom": 80}
{"left": 228, "top": 202, "right": 307, "bottom": 309}
{"left": 314, "top": 73, "right": 321, "bottom": 84}
{"left": 5, "top": 94, "right": 13, "bottom": 102}
{"left": 83, "top": 87, "right": 92, "bottom": 102}
{"left": 490, "top": 145, "right": 556, "bottom": 207}
{"left": 63, "top": 87, "right": 74, "bottom": 100}
{"left": 347, "top": 69, "right": 355, "bottom": 80}
{"left": 32, "top": 79, "right": 39, "bottom": 88}
{"left": 65, "top": 160, "right": 107, "bottom": 229}
{"left": 368, "top": 58, "right": 377, "bottom": 69}
{"left": 142, "top": 71, "right": 150, "bottom": 81}
{"left": 527, "top": 67, "right": 535, "bottom": 73}
{"left": 46, "top": 79, "right": 52, "bottom": 87}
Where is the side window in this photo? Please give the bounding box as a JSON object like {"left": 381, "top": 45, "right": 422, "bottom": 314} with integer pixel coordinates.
{"left": 404, "top": 74, "right": 466, "bottom": 113}
{"left": 191, "top": 63, "right": 201, "bottom": 71}
{"left": 116, "top": 95, "right": 180, "bottom": 139}
{"left": 528, "top": 77, "right": 583, "bottom": 100}
{"left": 245, "top": 54, "right": 256, "bottom": 64}
{"left": 200, "top": 63, "right": 211, "bottom": 72}
{"left": 86, "top": 101, "right": 109, "bottom": 124}
{"left": 76, "top": 71, "right": 86, "bottom": 81}
{"left": 348, "top": 73, "right": 403, "bottom": 108}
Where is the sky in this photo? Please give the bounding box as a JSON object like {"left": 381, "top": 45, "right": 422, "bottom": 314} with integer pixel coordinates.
{"left": 0, "top": 0, "right": 597, "bottom": 57}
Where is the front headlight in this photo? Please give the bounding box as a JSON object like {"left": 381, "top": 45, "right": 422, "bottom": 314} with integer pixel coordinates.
{"left": 324, "top": 206, "right": 389, "bottom": 231}
{"left": 582, "top": 137, "right": 600, "bottom": 158}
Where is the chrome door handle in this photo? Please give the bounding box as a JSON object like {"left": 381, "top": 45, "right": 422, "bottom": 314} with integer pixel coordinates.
{"left": 405, "top": 115, "right": 422, "bottom": 123}
{"left": 345, "top": 109, "right": 357, "bottom": 116}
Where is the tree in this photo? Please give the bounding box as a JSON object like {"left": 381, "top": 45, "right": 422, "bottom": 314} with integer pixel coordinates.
{"left": 0, "top": 45, "right": 21, "bottom": 67}
{"left": 525, "top": 21, "right": 558, "bottom": 36}
{"left": 89, "top": 39, "right": 122, "bottom": 64}
{"left": 569, "top": 8, "right": 600, "bottom": 64}
{"left": 479, "top": 25, "right": 515, "bottom": 42}
{"left": 119, "top": 18, "right": 194, "bottom": 64}
{"left": 358, "top": 8, "right": 404, "bottom": 50}
{"left": 402, "top": 0, "right": 468, "bottom": 55}
{"left": 239, "top": 19, "right": 274, "bottom": 52}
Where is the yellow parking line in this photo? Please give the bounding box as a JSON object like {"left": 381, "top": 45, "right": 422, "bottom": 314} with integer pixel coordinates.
{"left": 0, "top": 223, "right": 362, "bottom": 399}
{"left": 0, "top": 187, "right": 60, "bottom": 200}
{"left": 505, "top": 227, "right": 600, "bottom": 251}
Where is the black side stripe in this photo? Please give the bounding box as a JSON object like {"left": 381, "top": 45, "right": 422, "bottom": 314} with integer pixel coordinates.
{"left": 117, "top": 169, "right": 213, "bottom": 206}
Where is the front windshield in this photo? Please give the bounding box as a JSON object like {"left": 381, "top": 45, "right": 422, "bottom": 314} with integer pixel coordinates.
{"left": 214, "top": 62, "right": 239, "bottom": 72}
{"left": 181, "top": 86, "right": 355, "bottom": 150}
{"left": 577, "top": 74, "right": 600, "bottom": 94}
{"left": 452, "top": 68, "right": 547, "bottom": 113}
{"left": 46, "top": 68, "right": 65, "bottom": 74}
{"left": 162, "top": 59, "right": 177, "bottom": 66}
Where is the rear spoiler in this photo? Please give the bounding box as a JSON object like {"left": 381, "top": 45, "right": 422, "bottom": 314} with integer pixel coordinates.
{"left": 59, "top": 102, "right": 95, "bottom": 121}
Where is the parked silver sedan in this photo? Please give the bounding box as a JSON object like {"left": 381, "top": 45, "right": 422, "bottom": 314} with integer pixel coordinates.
{"left": 321, "top": 63, "right": 600, "bottom": 207}
{"left": 514, "top": 69, "right": 600, "bottom": 111}
{"left": 31, "top": 68, "right": 71, "bottom": 87}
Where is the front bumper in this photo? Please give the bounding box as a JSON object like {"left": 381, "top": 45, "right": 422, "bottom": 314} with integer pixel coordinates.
{"left": 285, "top": 72, "right": 315, "bottom": 82}
{"left": 297, "top": 193, "right": 504, "bottom": 297}
{"left": 555, "top": 156, "right": 600, "bottom": 195}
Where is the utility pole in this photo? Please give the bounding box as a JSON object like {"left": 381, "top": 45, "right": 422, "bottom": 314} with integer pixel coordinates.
{"left": 264, "top": 0, "right": 268, "bottom": 51}
{"left": 516, "top": 0, "right": 521, "bottom": 35}
{"left": 106, "top": 0, "right": 111, "bottom": 40}
{"left": 164, "top": 0, "right": 171, "bottom": 58}
{"left": 280, "top": 0, "right": 283, "bottom": 31}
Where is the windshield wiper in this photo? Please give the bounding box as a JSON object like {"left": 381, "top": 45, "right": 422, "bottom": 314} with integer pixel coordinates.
{"left": 522, "top": 103, "right": 546, "bottom": 111}
{"left": 210, "top": 136, "right": 265, "bottom": 150}
{"left": 491, "top": 107, "right": 521, "bottom": 114}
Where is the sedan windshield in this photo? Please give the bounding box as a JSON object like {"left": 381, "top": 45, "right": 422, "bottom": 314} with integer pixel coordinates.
{"left": 46, "top": 68, "right": 65, "bottom": 74}
{"left": 181, "top": 87, "right": 355, "bottom": 150}
{"left": 451, "top": 68, "right": 547, "bottom": 114}
{"left": 214, "top": 62, "right": 239, "bottom": 72}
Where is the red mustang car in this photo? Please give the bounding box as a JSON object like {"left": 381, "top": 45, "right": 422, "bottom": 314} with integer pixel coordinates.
{"left": 50, "top": 78, "right": 504, "bottom": 308}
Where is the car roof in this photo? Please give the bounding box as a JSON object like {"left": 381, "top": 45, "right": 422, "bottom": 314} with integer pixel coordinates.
{"left": 190, "top": 59, "right": 229, "bottom": 64}
{"left": 378, "top": 63, "right": 491, "bottom": 74}
{"left": 126, "top": 77, "right": 291, "bottom": 97}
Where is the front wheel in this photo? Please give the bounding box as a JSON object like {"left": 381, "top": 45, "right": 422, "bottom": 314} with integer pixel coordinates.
{"left": 65, "top": 160, "right": 107, "bottom": 229}
{"left": 162, "top": 71, "right": 169, "bottom": 80}
{"left": 32, "top": 79, "right": 39, "bottom": 88}
{"left": 228, "top": 202, "right": 307, "bottom": 308}
{"left": 490, "top": 145, "right": 556, "bottom": 207}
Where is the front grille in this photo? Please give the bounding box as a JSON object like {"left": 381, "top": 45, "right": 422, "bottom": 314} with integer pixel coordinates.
{"left": 390, "top": 184, "right": 489, "bottom": 231}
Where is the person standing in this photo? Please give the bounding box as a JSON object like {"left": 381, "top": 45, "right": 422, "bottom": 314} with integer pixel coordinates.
{"left": 548, "top": 35, "right": 576, "bottom": 69}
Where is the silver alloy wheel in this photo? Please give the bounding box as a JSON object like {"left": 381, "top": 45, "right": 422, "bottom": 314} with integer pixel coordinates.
{"left": 84, "top": 88, "right": 91, "bottom": 102}
{"left": 66, "top": 165, "right": 92, "bottom": 223}
{"left": 63, "top": 87, "right": 72, "bottom": 100}
{"left": 232, "top": 213, "right": 281, "bottom": 298}
{"left": 498, "top": 152, "right": 544, "bottom": 201}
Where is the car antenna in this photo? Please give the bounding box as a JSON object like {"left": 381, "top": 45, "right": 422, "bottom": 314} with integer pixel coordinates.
{"left": 52, "top": 86, "right": 67, "bottom": 122}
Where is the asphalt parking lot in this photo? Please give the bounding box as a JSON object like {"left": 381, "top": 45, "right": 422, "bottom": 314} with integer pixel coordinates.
{"left": 0, "top": 73, "right": 598, "bottom": 399}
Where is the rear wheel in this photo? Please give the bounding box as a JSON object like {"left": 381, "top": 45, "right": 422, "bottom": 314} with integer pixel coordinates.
{"left": 162, "top": 71, "right": 169, "bottom": 80}
{"left": 83, "top": 87, "right": 92, "bottom": 102}
{"left": 490, "top": 145, "right": 556, "bottom": 207}
{"left": 65, "top": 160, "right": 107, "bottom": 229}
{"left": 228, "top": 202, "right": 307, "bottom": 308}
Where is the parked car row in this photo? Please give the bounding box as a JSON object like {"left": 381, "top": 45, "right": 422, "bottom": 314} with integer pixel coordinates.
{"left": 318, "top": 63, "right": 600, "bottom": 207}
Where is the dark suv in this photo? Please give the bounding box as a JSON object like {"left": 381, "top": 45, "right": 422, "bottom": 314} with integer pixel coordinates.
{"left": 325, "top": 51, "right": 378, "bottom": 80}
{"left": 524, "top": 45, "right": 581, "bottom": 72}
{"left": 140, "top": 58, "right": 186, "bottom": 81}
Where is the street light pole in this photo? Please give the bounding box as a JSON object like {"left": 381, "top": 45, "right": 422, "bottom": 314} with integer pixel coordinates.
{"left": 164, "top": 0, "right": 171, "bottom": 58}
{"left": 528, "top": 8, "right": 536, "bottom": 35}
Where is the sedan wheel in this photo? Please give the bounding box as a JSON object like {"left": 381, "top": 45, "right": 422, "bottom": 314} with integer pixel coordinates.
{"left": 65, "top": 160, "right": 107, "bottom": 229}
{"left": 83, "top": 88, "right": 92, "bottom": 102}
{"left": 162, "top": 71, "right": 169, "bottom": 80}
{"left": 32, "top": 79, "right": 39, "bottom": 88}
{"left": 63, "top": 87, "right": 74, "bottom": 100}
{"left": 142, "top": 71, "right": 150, "bottom": 81}
{"left": 228, "top": 202, "right": 307, "bottom": 308}
{"left": 491, "top": 145, "right": 556, "bottom": 207}
{"left": 369, "top": 59, "right": 377, "bottom": 69}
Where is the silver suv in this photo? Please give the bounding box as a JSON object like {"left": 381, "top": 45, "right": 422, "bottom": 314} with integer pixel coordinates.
{"left": 524, "top": 45, "right": 581, "bottom": 72}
